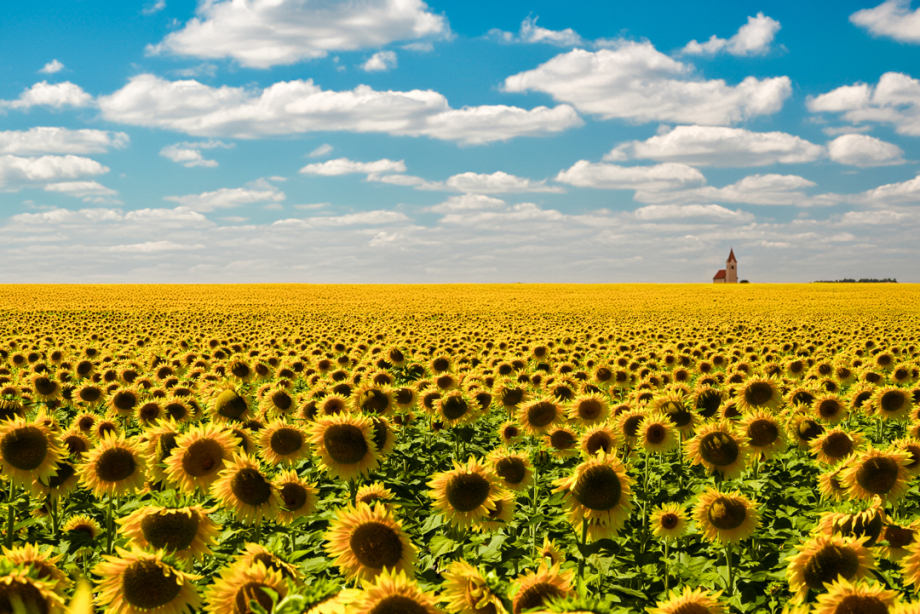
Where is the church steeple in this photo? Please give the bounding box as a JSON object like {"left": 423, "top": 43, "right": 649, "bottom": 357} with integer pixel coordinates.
{"left": 727, "top": 248, "right": 736, "bottom": 263}
{"left": 726, "top": 248, "right": 738, "bottom": 283}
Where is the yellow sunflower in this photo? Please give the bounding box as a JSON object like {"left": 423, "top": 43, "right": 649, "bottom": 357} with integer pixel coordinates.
{"left": 694, "top": 488, "right": 759, "bottom": 544}
{"left": 33, "top": 460, "right": 79, "bottom": 498}
{"left": 812, "top": 578, "right": 899, "bottom": 614}
{"left": 539, "top": 537, "right": 564, "bottom": 566}
{"left": 257, "top": 420, "right": 310, "bottom": 466}
{"left": 543, "top": 426, "right": 579, "bottom": 459}
{"left": 651, "top": 394, "right": 697, "bottom": 436}
{"left": 812, "top": 394, "right": 848, "bottom": 424}
{"left": 210, "top": 453, "right": 280, "bottom": 525}
{"left": 737, "top": 377, "right": 782, "bottom": 413}
{"left": 498, "top": 421, "right": 523, "bottom": 445}
{"left": 0, "top": 568, "right": 65, "bottom": 614}
{"left": 810, "top": 428, "right": 863, "bottom": 465}
{"left": 899, "top": 540, "right": 920, "bottom": 587}
{"left": 94, "top": 547, "right": 200, "bottom": 614}
{"left": 274, "top": 469, "right": 317, "bottom": 524}
{"left": 786, "top": 533, "right": 874, "bottom": 603}
{"left": 308, "top": 413, "right": 380, "bottom": 481}
{"left": 441, "top": 560, "right": 507, "bottom": 614}
{"left": 893, "top": 438, "right": 920, "bottom": 475}
{"left": 475, "top": 491, "right": 516, "bottom": 533}
{"left": 428, "top": 456, "right": 504, "bottom": 529}
{"left": 209, "top": 387, "right": 251, "bottom": 423}
{"left": 370, "top": 417, "right": 396, "bottom": 459}
{"left": 647, "top": 587, "right": 726, "bottom": 614}
{"left": 437, "top": 390, "right": 477, "bottom": 427}
{"left": 2, "top": 543, "right": 71, "bottom": 595}
{"left": 650, "top": 503, "right": 688, "bottom": 540}
{"left": 351, "top": 569, "right": 441, "bottom": 614}
{"left": 356, "top": 482, "right": 396, "bottom": 508}
{"left": 486, "top": 447, "right": 534, "bottom": 492}
{"left": 818, "top": 503, "right": 886, "bottom": 547}
{"left": 517, "top": 398, "right": 561, "bottom": 435}
{"left": 553, "top": 451, "right": 633, "bottom": 540}
{"left": 325, "top": 502, "right": 417, "bottom": 581}
{"left": 204, "top": 560, "right": 291, "bottom": 614}
{"left": 163, "top": 423, "right": 238, "bottom": 493}
{"left": 878, "top": 520, "right": 920, "bottom": 561}
{"left": 567, "top": 394, "right": 609, "bottom": 426}
{"left": 840, "top": 446, "right": 911, "bottom": 502}
{"left": 77, "top": 433, "right": 147, "bottom": 498}
{"left": 0, "top": 416, "right": 63, "bottom": 488}
{"left": 738, "top": 410, "right": 786, "bottom": 460}
{"left": 118, "top": 505, "right": 220, "bottom": 561}
{"left": 818, "top": 464, "right": 850, "bottom": 501}
{"left": 578, "top": 423, "right": 619, "bottom": 457}
{"left": 63, "top": 514, "right": 101, "bottom": 541}
{"left": 636, "top": 413, "right": 677, "bottom": 453}
{"left": 510, "top": 564, "right": 574, "bottom": 614}
{"left": 869, "top": 386, "right": 912, "bottom": 421}
{"left": 615, "top": 409, "right": 647, "bottom": 446}
{"left": 685, "top": 421, "right": 748, "bottom": 479}
{"left": 236, "top": 543, "right": 302, "bottom": 580}
{"left": 142, "top": 420, "right": 181, "bottom": 485}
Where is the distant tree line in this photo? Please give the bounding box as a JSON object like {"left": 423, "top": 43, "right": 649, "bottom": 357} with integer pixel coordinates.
{"left": 813, "top": 278, "right": 898, "bottom": 283}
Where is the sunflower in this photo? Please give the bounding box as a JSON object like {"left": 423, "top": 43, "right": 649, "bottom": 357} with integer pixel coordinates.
{"left": 164, "top": 423, "right": 238, "bottom": 493}
{"left": 818, "top": 504, "right": 886, "bottom": 547}
{"left": 476, "top": 491, "right": 516, "bottom": 532}
{"left": 107, "top": 387, "right": 140, "bottom": 417}
{"left": 72, "top": 411, "right": 98, "bottom": 434}
{"left": 636, "top": 413, "right": 677, "bottom": 453}
{"left": 878, "top": 520, "right": 920, "bottom": 561}
{"left": 517, "top": 398, "right": 561, "bottom": 435}
{"left": 95, "top": 547, "right": 200, "bottom": 614}
{"left": 236, "top": 543, "right": 301, "bottom": 580}
{"left": 209, "top": 387, "right": 251, "bottom": 423}
{"left": 325, "top": 502, "right": 417, "bottom": 582}
{"left": 210, "top": 453, "right": 280, "bottom": 525}
{"left": 495, "top": 379, "right": 529, "bottom": 411}
{"left": 370, "top": 417, "right": 396, "bottom": 459}
{"left": 320, "top": 394, "right": 349, "bottom": 417}
{"left": 260, "top": 387, "right": 296, "bottom": 418}
{"left": 539, "top": 537, "right": 564, "bottom": 566}
{"left": 651, "top": 394, "right": 697, "bottom": 436}
{"left": 553, "top": 451, "right": 632, "bottom": 540}
{"left": 486, "top": 447, "right": 533, "bottom": 492}
{"left": 818, "top": 463, "right": 850, "bottom": 501}
{"left": 30, "top": 373, "right": 62, "bottom": 402}
{"left": 356, "top": 482, "right": 396, "bottom": 508}
{"left": 810, "top": 428, "right": 863, "bottom": 465}
{"left": 840, "top": 446, "right": 911, "bottom": 502}
{"left": 737, "top": 377, "right": 782, "bottom": 413}
{"left": 118, "top": 505, "right": 220, "bottom": 561}
{"left": 685, "top": 421, "right": 748, "bottom": 479}
{"left": 510, "top": 564, "right": 574, "bottom": 614}
{"left": 812, "top": 578, "right": 899, "bottom": 614}
{"left": 0, "top": 568, "right": 65, "bottom": 614}
{"left": 33, "top": 459, "right": 79, "bottom": 498}
{"left": 77, "top": 433, "right": 147, "bottom": 498}
{"left": 353, "top": 384, "right": 395, "bottom": 416}
{"left": 308, "top": 413, "right": 380, "bottom": 481}
{"left": 498, "top": 421, "right": 522, "bottom": 445}
{"left": 274, "top": 469, "right": 317, "bottom": 524}
{"left": 738, "top": 410, "right": 787, "bottom": 460}
{"left": 543, "top": 426, "right": 579, "bottom": 459}
{"left": 441, "top": 560, "right": 507, "bottom": 614}
{"left": 437, "top": 391, "right": 477, "bottom": 427}
{"left": 204, "top": 560, "right": 291, "bottom": 614}
{"left": 393, "top": 386, "right": 418, "bottom": 412}
{"left": 787, "top": 412, "right": 826, "bottom": 449}
{"left": 615, "top": 409, "right": 647, "bottom": 446}
{"left": 351, "top": 568, "right": 441, "bottom": 614}
{"left": 429, "top": 456, "right": 504, "bottom": 529}
{"left": 256, "top": 420, "right": 310, "bottom": 466}
{"left": 893, "top": 438, "right": 920, "bottom": 475}
{"left": 567, "top": 394, "right": 609, "bottom": 426}
{"left": 651, "top": 503, "right": 688, "bottom": 540}
{"left": 63, "top": 514, "right": 101, "bottom": 541}
{"left": 143, "top": 420, "right": 181, "bottom": 484}
{"left": 870, "top": 386, "right": 912, "bottom": 421}
{"left": 647, "top": 587, "right": 726, "bottom": 614}
{"left": 2, "top": 543, "right": 71, "bottom": 595}
{"left": 812, "top": 394, "right": 848, "bottom": 424}
{"left": 135, "top": 400, "right": 163, "bottom": 427}
{"left": 694, "top": 488, "right": 759, "bottom": 544}
{"left": 786, "top": 533, "right": 874, "bottom": 603}
{"left": 693, "top": 386, "right": 724, "bottom": 419}
{"left": 0, "top": 416, "right": 63, "bottom": 488}
{"left": 578, "top": 423, "right": 619, "bottom": 457}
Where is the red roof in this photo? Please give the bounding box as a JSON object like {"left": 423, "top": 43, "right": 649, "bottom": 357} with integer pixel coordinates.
{"left": 727, "top": 248, "right": 736, "bottom": 263}
{"left": 713, "top": 269, "right": 726, "bottom": 279}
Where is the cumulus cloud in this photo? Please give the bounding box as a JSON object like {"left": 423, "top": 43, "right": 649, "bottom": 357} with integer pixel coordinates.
{"left": 503, "top": 42, "right": 791, "bottom": 125}
{"left": 308, "top": 144, "right": 333, "bottom": 158}
{"left": 0, "top": 81, "right": 93, "bottom": 110}
{"left": 38, "top": 60, "right": 65, "bottom": 74}
{"left": 631, "top": 204, "right": 754, "bottom": 222}
{"left": 361, "top": 51, "right": 397, "bottom": 72}
{"left": 633, "top": 173, "right": 831, "bottom": 207}
{"left": 97, "top": 74, "right": 581, "bottom": 144}
{"left": 299, "top": 157, "right": 406, "bottom": 176}
{"left": 827, "top": 134, "right": 905, "bottom": 167}
{"left": 108, "top": 241, "right": 204, "bottom": 253}
{"left": 0, "top": 128, "right": 128, "bottom": 155}
{"left": 273, "top": 210, "right": 410, "bottom": 227}
{"left": 489, "top": 16, "right": 585, "bottom": 47}
{"left": 44, "top": 181, "right": 119, "bottom": 203}
{"left": 682, "top": 12, "right": 781, "bottom": 56}
{"left": 0, "top": 155, "right": 108, "bottom": 190}
{"left": 160, "top": 140, "right": 233, "bottom": 168}
{"left": 808, "top": 72, "right": 920, "bottom": 136}
{"left": 606, "top": 126, "right": 824, "bottom": 167}
{"left": 855, "top": 173, "right": 920, "bottom": 204}
{"left": 850, "top": 0, "right": 920, "bottom": 44}
{"left": 148, "top": 0, "right": 448, "bottom": 68}
{"left": 554, "top": 161, "right": 706, "bottom": 191}
{"left": 142, "top": 0, "right": 166, "bottom": 15}
{"left": 164, "top": 182, "right": 285, "bottom": 212}
{"left": 423, "top": 194, "right": 506, "bottom": 213}
{"left": 442, "top": 171, "right": 564, "bottom": 194}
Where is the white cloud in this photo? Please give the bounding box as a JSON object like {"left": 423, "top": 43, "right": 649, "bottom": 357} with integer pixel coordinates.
{"left": 633, "top": 173, "right": 830, "bottom": 207}
{"left": 362, "top": 51, "right": 397, "bottom": 72}
{"left": 632, "top": 204, "right": 754, "bottom": 222}
{"left": 148, "top": 0, "right": 448, "bottom": 68}
{"left": 98, "top": 74, "right": 581, "bottom": 144}
{"left": 423, "top": 194, "right": 506, "bottom": 213}
{"left": 0, "top": 155, "right": 108, "bottom": 190}
{"left": 441, "top": 171, "right": 563, "bottom": 194}
{"left": 827, "top": 134, "right": 905, "bottom": 167}
{"left": 164, "top": 184, "right": 285, "bottom": 212}
{"left": 108, "top": 240, "right": 204, "bottom": 252}
{"left": 855, "top": 173, "right": 920, "bottom": 204}
{"left": 44, "top": 181, "right": 119, "bottom": 203}
{"left": 839, "top": 208, "right": 913, "bottom": 225}
{"left": 490, "top": 16, "right": 585, "bottom": 47}
{"left": 0, "top": 128, "right": 128, "bottom": 155}
{"left": 299, "top": 157, "right": 406, "bottom": 176}
{"left": 38, "top": 60, "right": 65, "bottom": 74}
{"left": 160, "top": 140, "right": 233, "bottom": 168}
{"left": 850, "top": 0, "right": 920, "bottom": 44}
{"left": 554, "top": 161, "right": 706, "bottom": 191}
{"left": 503, "top": 42, "right": 791, "bottom": 125}
{"left": 607, "top": 126, "right": 824, "bottom": 167}
{"left": 0, "top": 81, "right": 92, "bottom": 110}
{"left": 682, "top": 12, "right": 781, "bottom": 56}
{"left": 808, "top": 72, "right": 920, "bottom": 136}
{"left": 273, "top": 210, "right": 410, "bottom": 227}
{"left": 142, "top": 0, "right": 166, "bottom": 15}
{"left": 308, "top": 143, "right": 333, "bottom": 158}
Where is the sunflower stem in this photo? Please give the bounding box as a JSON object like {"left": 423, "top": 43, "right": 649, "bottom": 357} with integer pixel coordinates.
{"left": 5, "top": 480, "right": 16, "bottom": 548}
{"left": 576, "top": 519, "right": 589, "bottom": 587}
{"left": 105, "top": 495, "right": 115, "bottom": 555}
{"left": 725, "top": 542, "right": 734, "bottom": 596}
{"left": 663, "top": 539, "right": 670, "bottom": 594}
{"left": 50, "top": 496, "right": 59, "bottom": 540}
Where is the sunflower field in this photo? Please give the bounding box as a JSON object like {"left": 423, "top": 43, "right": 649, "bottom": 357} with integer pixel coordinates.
{"left": 2, "top": 283, "right": 920, "bottom": 614}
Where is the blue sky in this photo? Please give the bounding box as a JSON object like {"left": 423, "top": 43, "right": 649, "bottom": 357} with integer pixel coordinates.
{"left": 1, "top": 0, "right": 920, "bottom": 283}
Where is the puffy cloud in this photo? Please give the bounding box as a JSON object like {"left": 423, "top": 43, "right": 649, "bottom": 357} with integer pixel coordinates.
{"left": 0, "top": 155, "right": 108, "bottom": 190}
{"left": 308, "top": 144, "right": 333, "bottom": 158}
{"left": 606, "top": 126, "right": 824, "bottom": 167}
{"left": 299, "top": 157, "right": 406, "bottom": 176}
{"left": 107, "top": 241, "right": 204, "bottom": 253}
{"left": 850, "top": 0, "right": 920, "bottom": 44}
{"left": 44, "top": 181, "right": 119, "bottom": 203}
{"left": 827, "top": 134, "right": 905, "bottom": 167}
{"left": 633, "top": 173, "right": 830, "bottom": 207}
{"left": 273, "top": 210, "right": 410, "bottom": 227}
{"left": 442, "top": 171, "right": 563, "bottom": 194}
{"left": 98, "top": 74, "right": 581, "bottom": 144}
{"left": 423, "top": 194, "right": 506, "bottom": 213}
{"left": 38, "top": 60, "right": 65, "bottom": 74}
{"left": 632, "top": 204, "right": 754, "bottom": 222}
{"left": 489, "top": 16, "right": 585, "bottom": 47}
{"left": 855, "top": 173, "right": 920, "bottom": 204}
{"left": 554, "top": 161, "right": 706, "bottom": 191}
{"left": 503, "top": 42, "right": 791, "bottom": 125}
{"left": 148, "top": 0, "right": 447, "bottom": 68}
{"left": 160, "top": 140, "right": 233, "bottom": 168}
{"left": 164, "top": 183, "right": 285, "bottom": 212}
{"left": 361, "top": 51, "right": 397, "bottom": 72}
{"left": 808, "top": 72, "right": 920, "bottom": 136}
{"left": 142, "top": 0, "right": 166, "bottom": 15}
{"left": 682, "top": 12, "right": 781, "bottom": 56}
{"left": 0, "top": 81, "right": 92, "bottom": 110}
{"left": 0, "top": 128, "right": 128, "bottom": 155}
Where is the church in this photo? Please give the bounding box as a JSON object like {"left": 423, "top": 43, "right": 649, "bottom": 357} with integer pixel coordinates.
{"left": 713, "top": 249, "right": 738, "bottom": 284}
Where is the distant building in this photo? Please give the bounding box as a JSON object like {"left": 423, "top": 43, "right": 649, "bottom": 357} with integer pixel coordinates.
{"left": 713, "top": 249, "right": 738, "bottom": 284}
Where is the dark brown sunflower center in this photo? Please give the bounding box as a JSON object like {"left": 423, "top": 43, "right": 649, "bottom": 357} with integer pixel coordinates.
{"left": 573, "top": 465, "right": 622, "bottom": 511}
{"left": 645, "top": 424, "right": 667, "bottom": 445}
{"left": 33, "top": 377, "right": 57, "bottom": 396}
{"left": 586, "top": 432, "right": 613, "bottom": 455}
{"left": 40, "top": 462, "right": 76, "bottom": 489}
{"left": 215, "top": 389, "right": 248, "bottom": 420}
{"left": 500, "top": 388, "right": 524, "bottom": 407}
{"left": 624, "top": 415, "right": 644, "bottom": 438}
{"left": 884, "top": 524, "right": 915, "bottom": 549}
{"left": 323, "top": 424, "right": 369, "bottom": 464}
{"left": 514, "top": 582, "right": 564, "bottom": 614}
{"left": 747, "top": 419, "right": 779, "bottom": 448}
{"left": 856, "top": 457, "right": 900, "bottom": 495}
{"left": 881, "top": 391, "right": 905, "bottom": 414}
{"left": 904, "top": 445, "right": 920, "bottom": 470}
{"left": 112, "top": 391, "right": 138, "bottom": 411}
{"left": 550, "top": 430, "right": 575, "bottom": 450}
{"left": 95, "top": 447, "right": 137, "bottom": 482}
{"left": 1, "top": 426, "right": 49, "bottom": 470}
{"left": 660, "top": 513, "right": 679, "bottom": 529}
{"left": 745, "top": 382, "right": 774, "bottom": 407}
{"left": 441, "top": 395, "right": 469, "bottom": 421}
{"left": 0, "top": 578, "right": 52, "bottom": 614}
{"left": 229, "top": 361, "right": 250, "bottom": 379}
{"left": 818, "top": 400, "right": 842, "bottom": 419}
{"left": 706, "top": 497, "right": 747, "bottom": 530}
{"left": 495, "top": 457, "right": 526, "bottom": 485}
{"left": 140, "top": 510, "right": 200, "bottom": 551}
{"left": 122, "top": 559, "right": 183, "bottom": 609}
{"left": 269, "top": 428, "right": 303, "bottom": 457}
{"left": 853, "top": 391, "right": 872, "bottom": 409}
{"left": 822, "top": 432, "right": 854, "bottom": 459}
{"left": 323, "top": 398, "right": 346, "bottom": 415}
{"left": 696, "top": 390, "right": 722, "bottom": 418}
{"left": 370, "top": 595, "right": 431, "bottom": 614}
{"left": 182, "top": 439, "right": 224, "bottom": 477}
{"left": 280, "top": 483, "right": 308, "bottom": 511}
{"left": 158, "top": 433, "right": 179, "bottom": 462}
{"left": 371, "top": 420, "right": 389, "bottom": 452}
{"left": 577, "top": 399, "right": 603, "bottom": 420}
{"left": 139, "top": 403, "right": 161, "bottom": 421}
{"left": 395, "top": 388, "right": 414, "bottom": 405}
{"left": 835, "top": 596, "right": 888, "bottom": 614}
{"left": 802, "top": 544, "right": 860, "bottom": 590}
{"left": 271, "top": 391, "right": 292, "bottom": 411}
{"left": 64, "top": 435, "right": 87, "bottom": 456}
{"left": 165, "top": 402, "right": 188, "bottom": 421}
{"left": 77, "top": 416, "right": 95, "bottom": 430}
{"left": 350, "top": 521, "right": 403, "bottom": 569}
{"left": 797, "top": 419, "right": 824, "bottom": 441}
{"left": 359, "top": 390, "right": 390, "bottom": 414}
{"left": 834, "top": 512, "right": 883, "bottom": 546}
{"left": 230, "top": 467, "right": 272, "bottom": 506}
{"left": 526, "top": 402, "right": 557, "bottom": 428}
{"left": 699, "top": 432, "right": 740, "bottom": 467}
{"left": 671, "top": 605, "right": 711, "bottom": 614}
{"left": 502, "top": 425, "right": 520, "bottom": 440}
{"left": 234, "top": 582, "right": 276, "bottom": 614}
{"left": 446, "top": 473, "right": 491, "bottom": 512}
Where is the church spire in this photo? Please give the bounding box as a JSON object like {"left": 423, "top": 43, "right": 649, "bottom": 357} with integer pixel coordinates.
{"left": 727, "top": 248, "right": 736, "bottom": 263}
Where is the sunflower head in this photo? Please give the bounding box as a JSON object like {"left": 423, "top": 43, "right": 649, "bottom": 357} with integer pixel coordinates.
{"left": 647, "top": 587, "right": 726, "bottom": 614}
{"left": 787, "top": 533, "right": 874, "bottom": 603}
{"left": 325, "top": 503, "right": 417, "bottom": 582}
{"left": 553, "top": 451, "right": 632, "bottom": 540}
{"left": 94, "top": 547, "right": 201, "bottom": 614}
{"left": 429, "top": 456, "right": 503, "bottom": 529}
{"left": 510, "top": 564, "right": 574, "bottom": 614}
{"left": 694, "top": 487, "right": 759, "bottom": 544}
{"left": 651, "top": 503, "right": 688, "bottom": 540}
